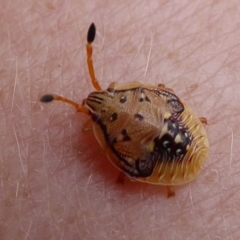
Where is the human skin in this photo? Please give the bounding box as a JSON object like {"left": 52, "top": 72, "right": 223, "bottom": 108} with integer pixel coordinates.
{"left": 1, "top": 0, "right": 240, "bottom": 239}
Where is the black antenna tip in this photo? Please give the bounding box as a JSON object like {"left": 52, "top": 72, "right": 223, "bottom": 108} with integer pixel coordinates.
{"left": 40, "top": 94, "right": 54, "bottom": 103}
{"left": 87, "top": 23, "right": 96, "bottom": 43}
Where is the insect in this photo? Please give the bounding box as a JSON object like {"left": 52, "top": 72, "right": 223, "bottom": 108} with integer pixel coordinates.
{"left": 41, "top": 23, "right": 209, "bottom": 197}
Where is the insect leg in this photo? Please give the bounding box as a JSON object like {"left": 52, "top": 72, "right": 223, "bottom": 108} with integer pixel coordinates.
{"left": 157, "top": 83, "right": 174, "bottom": 93}
{"left": 86, "top": 23, "right": 102, "bottom": 91}
{"left": 40, "top": 94, "right": 90, "bottom": 115}
{"left": 157, "top": 83, "right": 165, "bottom": 88}
{"left": 199, "top": 117, "right": 208, "bottom": 124}
{"left": 166, "top": 186, "right": 175, "bottom": 198}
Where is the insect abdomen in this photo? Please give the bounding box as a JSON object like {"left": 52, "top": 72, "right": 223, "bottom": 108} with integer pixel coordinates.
{"left": 139, "top": 102, "right": 209, "bottom": 186}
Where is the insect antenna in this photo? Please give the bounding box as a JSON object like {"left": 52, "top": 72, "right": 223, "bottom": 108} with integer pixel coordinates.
{"left": 86, "top": 23, "right": 102, "bottom": 91}
{"left": 40, "top": 94, "right": 89, "bottom": 114}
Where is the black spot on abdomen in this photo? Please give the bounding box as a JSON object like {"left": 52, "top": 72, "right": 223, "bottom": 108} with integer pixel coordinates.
{"left": 120, "top": 96, "right": 127, "bottom": 103}
{"left": 110, "top": 112, "right": 118, "bottom": 121}
{"left": 134, "top": 113, "right": 144, "bottom": 121}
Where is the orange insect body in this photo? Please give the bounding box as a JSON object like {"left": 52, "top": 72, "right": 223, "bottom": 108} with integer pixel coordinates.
{"left": 41, "top": 23, "right": 209, "bottom": 196}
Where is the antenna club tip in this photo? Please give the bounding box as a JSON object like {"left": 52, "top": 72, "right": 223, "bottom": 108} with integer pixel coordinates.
{"left": 40, "top": 94, "right": 54, "bottom": 103}
{"left": 87, "top": 23, "right": 96, "bottom": 43}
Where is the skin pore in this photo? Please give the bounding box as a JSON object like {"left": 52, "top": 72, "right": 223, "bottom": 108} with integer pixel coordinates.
{"left": 1, "top": 0, "right": 240, "bottom": 239}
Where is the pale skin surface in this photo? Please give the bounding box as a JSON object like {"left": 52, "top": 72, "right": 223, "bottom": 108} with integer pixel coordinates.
{"left": 1, "top": 0, "right": 240, "bottom": 239}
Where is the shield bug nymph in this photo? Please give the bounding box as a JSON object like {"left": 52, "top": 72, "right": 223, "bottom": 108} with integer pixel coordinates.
{"left": 41, "top": 23, "right": 209, "bottom": 197}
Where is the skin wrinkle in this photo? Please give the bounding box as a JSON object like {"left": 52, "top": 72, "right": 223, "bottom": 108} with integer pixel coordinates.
{"left": 1, "top": 0, "right": 240, "bottom": 239}
{"left": 23, "top": 220, "right": 32, "bottom": 240}
{"left": 226, "top": 122, "right": 233, "bottom": 169}
{"left": 42, "top": 139, "right": 52, "bottom": 228}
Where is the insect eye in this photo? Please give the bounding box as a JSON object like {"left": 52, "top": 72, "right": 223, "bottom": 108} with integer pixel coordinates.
{"left": 91, "top": 113, "right": 100, "bottom": 122}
